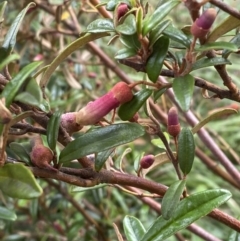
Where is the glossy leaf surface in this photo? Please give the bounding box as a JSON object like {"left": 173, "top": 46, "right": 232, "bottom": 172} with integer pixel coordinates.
{"left": 119, "top": 33, "right": 141, "bottom": 50}
{"left": 146, "top": 36, "right": 169, "bottom": 83}
{"left": 192, "top": 108, "right": 237, "bottom": 134}
{"left": 141, "top": 189, "right": 231, "bottom": 241}
{"left": 0, "top": 163, "right": 42, "bottom": 199}
{"left": 115, "top": 48, "right": 137, "bottom": 59}
{"left": 163, "top": 23, "right": 191, "bottom": 47}
{"left": 86, "top": 19, "right": 115, "bottom": 33}
{"left": 116, "top": 14, "right": 136, "bottom": 35}
{"left": 178, "top": 127, "right": 195, "bottom": 175}
{"left": 59, "top": 123, "right": 145, "bottom": 164}
{"left": 123, "top": 215, "right": 146, "bottom": 241}
{"left": 118, "top": 89, "right": 152, "bottom": 120}
{"left": 1, "top": 61, "right": 42, "bottom": 107}
{"left": 222, "top": 33, "right": 240, "bottom": 58}
{"left": 0, "top": 53, "right": 19, "bottom": 71}
{"left": 47, "top": 112, "right": 61, "bottom": 150}
{"left": 0, "top": 206, "right": 17, "bottom": 221}
{"left": 95, "top": 149, "right": 114, "bottom": 171}
{"left": 195, "top": 42, "right": 238, "bottom": 52}
{"left": 191, "top": 57, "right": 231, "bottom": 71}
{"left": 1, "top": 2, "right": 36, "bottom": 52}
{"left": 142, "top": 1, "right": 180, "bottom": 36}
{"left": 9, "top": 142, "right": 31, "bottom": 164}
{"left": 161, "top": 180, "right": 186, "bottom": 220}
{"left": 172, "top": 74, "right": 195, "bottom": 111}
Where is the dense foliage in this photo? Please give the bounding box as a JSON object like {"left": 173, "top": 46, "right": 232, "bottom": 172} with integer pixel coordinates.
{"left": 0, "top": 0, "right": 240, "bottom": 240}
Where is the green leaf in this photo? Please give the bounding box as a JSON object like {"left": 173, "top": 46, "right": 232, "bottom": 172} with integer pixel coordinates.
{"left": 9, "top": 142, "right": 31, "bottom": 164}
{"left": 207, "top": 15, "right": 240, "bottom": 43}
{"left": 40, "top": 33, "right": 109, "bottom": 87}
{"left": 106, "top": 0, "right": 131, "bottom": 11}
{"left": 59, "top": 123, "right": 145, "bottom": 164}
{"left": 172, "top": 74, "right": 195, "bottom": 112}
{"left": 161, "top": 180, "right": 186, "bottom": 220}
{"left": 119, "top": 33, "right": 141, "bottom": 50}
{"left": 123, "top": 215, "right": 146, "bottom": 241}
{"left": 222, "top": 33, "right": 240, "bottom": 58}
{"left": 0, "top": 206, "right": 17, "bottom": 221}
{"left": 149, "top": 19, "right": 171, "bottom": 48}
{"left": 86, "top": 19, "right": 115, "bottom": 33}
{"left": 195, "top": 42, "right": 238, "bottom": 52}
{"left": 146, "top": 36, "right": 169, "bottom": 83}
{"left": 141, "top": 189, "right": 231, "bottom": 241}
{"left": 153, "top": 88, "right": 167, "bottom": 103}
{"left": 178, "top": 127, "right": 195, "bottom": 175}
{"left": 0, "top": 163, "right": 43, "bottom": 199}
{"left": 151, "top": 132, "right": 170, "bottom": 150}
{"left": 192, "top": 108, "right": 238, "bottom": 134}
{"left": 116, "top": 14, "right": 136, "bottom": 35}
{"left": 163, "top": 23, "right": 191, "bottom": 48}
{"left": 1, "top": 2, "right": 36, "bottom": 53}
{"left": 0, "top": 1, "right": 7, "bottom": 22}
{"left": 191, "top": 57, "right": 231, "bottom": 71}
{"left": 118, "top": 89, "right": 152, "bottom": 120}
{"left": 228, "top": 229, "right": 240, "bottom": 241}
{"left": 142, "top": 0, "right": 180, "bottom": 36}
{"left": 49, "top": 0, "right": 64, "bottom": 5}
{"left": 115, "top": 48, "right": 137, "bottom": 59}
{"left": 0, "top": 53, "right": 20, "bottom": 71}
{"left": 95, "top": 149, "right": 114, "bottom": 171}
{"left": 47, "top": 112, "right": 61, "bottom": 150}
{"left": 26, "top": 78, "right": 42, "bottom": 104}
{"left": 1, "top": 61, "right": 42, "bottom": 107}
{"left": 71, "top": 183, "right": 107, "bottom": 193}
{"left": 14, "top": 92, "right": 40, "bottom": 107}
{"left": 136, "top": 7, "right": 143, "bottom": 36}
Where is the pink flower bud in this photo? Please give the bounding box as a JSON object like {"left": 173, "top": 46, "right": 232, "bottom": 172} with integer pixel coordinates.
{"left": 167, "top": 107, "right": 181, "bottom": 137}
{"left": 191, "top": 8, "right": 217, "bottom": 38}
{"left": 140, "top": 155, "right": 155, "bottom": 169}
{"left": 129, "top": 112, "right": 139, "bottom": 123}
{"left": 76, "top": 82, "right": 133, "bottom": 125}
{"left": 30, "top": 137, "right": 57, "bottom": 171}
{"left": 61, "top": 112, "right": 83, "bottom": 135}
{"left": 117, "top": 3, "right": 129, "bottom": 20}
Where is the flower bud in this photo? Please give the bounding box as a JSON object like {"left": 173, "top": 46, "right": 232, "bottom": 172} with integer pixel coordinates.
{"left": 167, "top": 107, "right": 181, "bottom": 137}
{"left": 30, "top": 137, "right": 57, "bottom": 171}
{"left": 61, "top": 112, "right": 83, "bottom": 135}
{"left": 191, "top": 8, "right": 217, "bottom": 38}
{"left": 140, "top": 155, "right": 155, "bottom": 169}
{"left": 76, "top": 82, "right": 133, "bottom": 125}
{"left": 129, "top": 112, "right": 139, "bottom": 123}
{"left": 117, "top": 3, "right": 129, "bottom": 20}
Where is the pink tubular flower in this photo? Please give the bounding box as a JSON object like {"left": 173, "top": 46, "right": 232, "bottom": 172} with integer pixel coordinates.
{"left": 140, "top": 155, "right": 155, "bottom": 169}
{"left": 61, "top": 112, "right": 83, "bottom": 135}
{"left": 167, "top": 107, "right": 181, "bottom": 137}
{"left": 191, "top": 8, "right": 217, "bottom": 38}
{"left": 76, "top": 82, "right": 133, "bottom": 125}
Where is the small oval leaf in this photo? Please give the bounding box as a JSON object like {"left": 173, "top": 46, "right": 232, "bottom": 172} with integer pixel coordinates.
{"left": 172, "top": 74, "right": 195, "bottom": 112}
{"left": 142, "top": 0, "right": 180, "bottom": 36}
{"left": 123, "top": 215, "right": 146, "bottom": 241}
{"left": 86, "top": 19, "right": 115, "bottom": 33}
{"left": 9, "top": 142, "right": 31, "bottom": 164}
{"left": 146, "top": 36, "right": 169, "bottom": 83}
{"left": 195, "top": 42, "right": 238, "bottom": 52}
{"left": 191, "top": 57, "right": 231, "bottom": 71}
{"left": 59, "top": 123, "right": 145, "bottom": 164}
{"left": 178, "top": 127, "right": 195, "bottom": 175}
{"left": 141, "top": 189, "right": 232, "bottom": 241}
{"left": 161, "top": 180, "right": 186, "bottom": 220}
{"left": 95, "top": 149, "right": 114, "bottom": 171}
{"left": 120, "top": 33, "right": 141, "bottom": 50}
{"left": 47, "top": 112, "right": 61, "bottom": 150}
{"left": 222, "top": 33, "right": 240, "bottom": 58}
{"left": 192, "top": 108, "right": 238, "bottom": 134}
{"left": 116, "top": 14, "right": 136, "bottom": 35}
{"left": 118, "top": 89, "right": 152, "bottom": 120}
{"left": 0, "top": 163, "right": 43, "bottom": 199}
{"left": 0, "top": 206, "right": 17, "bottom": 221}
{"left": 115, "top": 48, "right": 137, "bottom": 59}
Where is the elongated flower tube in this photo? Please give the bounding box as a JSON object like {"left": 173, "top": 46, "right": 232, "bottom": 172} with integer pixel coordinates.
{"left": 76, "top": 82, "right": 133, "bottom": 125}
{"left": 167, "top": 107, "right": 181, "bottom": 138}
{"left": 30, "top": 137, "right": 57, "bottom": 171}
{"left": 191, "top": 8, "right": 217, "bottom": 38}
{"left": 61, "top": 112, "right": 83, "bottom": 135}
